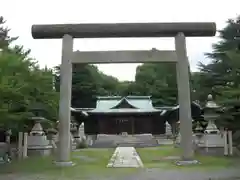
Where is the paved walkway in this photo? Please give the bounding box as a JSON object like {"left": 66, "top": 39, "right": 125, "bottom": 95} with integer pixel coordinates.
{"left": 107, "top": 147, "right": 143, "bottom": 168}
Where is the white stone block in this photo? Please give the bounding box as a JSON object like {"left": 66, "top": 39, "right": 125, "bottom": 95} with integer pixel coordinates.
{"left": 27, "top": 136, "right": 50, "bottom": 146}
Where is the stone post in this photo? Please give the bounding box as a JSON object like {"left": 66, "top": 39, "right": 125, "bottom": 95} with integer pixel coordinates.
{"left": 228, "top": 131, "right": 233, "bottom": 155}
{"left": 175, "top": 32, "right": 193, "bottom": 160}
{"left": 18, "top": 132, "right": 23, "bottom": 159}
{"left": 23, "top": 132, "right": 28, "bottom": 158}
{"left": 223, "top": 131, "right": 228, "bottom": 155}
{"left": 55, "top": 34, "right": 74, "bottom": 166}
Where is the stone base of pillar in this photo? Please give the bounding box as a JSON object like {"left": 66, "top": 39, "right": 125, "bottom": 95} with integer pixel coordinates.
{"left": 175, "top": 159, "right": 200, "bottom": 166}
{"left": 54, "top": 161, "right": 75, "bottom": 167}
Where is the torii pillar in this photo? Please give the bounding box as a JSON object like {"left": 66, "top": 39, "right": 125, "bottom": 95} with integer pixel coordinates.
{"left": 31, "top": 22, "right": 216, "bottom": 166}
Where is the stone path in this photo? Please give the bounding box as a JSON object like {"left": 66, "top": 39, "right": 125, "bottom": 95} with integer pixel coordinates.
{"left": 107, "top": 147, "right": 143, "bottom": 168}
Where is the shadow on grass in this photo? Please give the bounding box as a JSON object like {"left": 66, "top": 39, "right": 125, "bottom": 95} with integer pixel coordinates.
{"left": 137, "top": 146, "right": 240, "bottom": 171}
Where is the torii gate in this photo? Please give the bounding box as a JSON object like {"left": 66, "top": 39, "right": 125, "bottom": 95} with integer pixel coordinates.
{"left": 31, "top": 22, "right": 216, "bottom": 166}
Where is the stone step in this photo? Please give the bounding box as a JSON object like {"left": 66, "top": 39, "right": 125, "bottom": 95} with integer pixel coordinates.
{"left": 89, "top": 141, "right": 117, "bottom": 148}
{"left": 90, "top": 139, "right": 159, "bottom": 148}
{"left": 117, "top": 143, "right": 159, "bottom": 148}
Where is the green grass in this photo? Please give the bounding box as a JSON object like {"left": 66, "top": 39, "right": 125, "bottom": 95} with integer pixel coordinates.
{"left": 1, "top": 146, "right": 238, "bottom": 179}
{"left": 0, "top": 148, "right": 138, "bottom": 179}
{"left": 137, "top": 146, "right": 239, "bottom": 171}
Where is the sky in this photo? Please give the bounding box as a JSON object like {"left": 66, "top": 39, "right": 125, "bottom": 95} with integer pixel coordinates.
{"left": 1, "top": 0, "right": 240, "bottom": 81}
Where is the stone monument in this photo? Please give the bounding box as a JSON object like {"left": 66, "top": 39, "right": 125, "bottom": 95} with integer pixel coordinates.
{"left": 27, "top": 117, "right": 53, "bottom": 156}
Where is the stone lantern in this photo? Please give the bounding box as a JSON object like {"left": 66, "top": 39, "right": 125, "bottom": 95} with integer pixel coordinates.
{"left": 54, "top": 120, "right": 76, "bottom": 151}
{"left": 29, "top": 117, "right": 46, "bottom": 136}
{"left": 46, "top": 128, "right": 58, "bottom": 141}
{"left": 5, "top": 129, "right": 12, "bottom": 144}
{"left": 165, "top": 121, "right": 172, "bottom": 138}
{"left": 27, "top": 103, "right": 53, "bottom": 156}
{"left": 203, "top": 94, "right": 221, "bottom": 134}
{"left": 193, "top": 121, "right": 204, "bottom": 146}
{"left": 195, "top": 121, "right": 203, "bottom": 135}
{"left": 70, "top": 120, "right": 78, "bottom": 150}
{"left": 200, "top": 94, "right": 225, "bottom": 152}
{"left": 70, "top": 117, "right": 80, "bottom": 142}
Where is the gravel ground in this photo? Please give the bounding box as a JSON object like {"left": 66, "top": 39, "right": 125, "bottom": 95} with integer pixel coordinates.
{"left": 1, "top": 168, "right": 240, "bottom": 180}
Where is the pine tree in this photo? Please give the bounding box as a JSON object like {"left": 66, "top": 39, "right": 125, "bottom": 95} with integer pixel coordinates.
{"left": 214, "top": 52, "right": 240, "bottom": 132}
{"left": 0, "top": 16, "right": 18, "bottom": 50}
{"left": 0, "top": 16, "right": 30, "bottom": 57}
{"left": 198, "top": 16, "right": 240, "bottom": 144}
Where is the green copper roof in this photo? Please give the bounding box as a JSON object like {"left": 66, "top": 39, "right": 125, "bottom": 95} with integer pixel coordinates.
{"left": 90, "top": 96, "right": 161, "bottom": 113}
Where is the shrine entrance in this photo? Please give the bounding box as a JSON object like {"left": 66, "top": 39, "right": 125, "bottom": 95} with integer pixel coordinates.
{"left": 31, "top": 22, "right": 216, "bottom": 165}
{"left": 116, "top": 119, "right": 133, "bottom": 134}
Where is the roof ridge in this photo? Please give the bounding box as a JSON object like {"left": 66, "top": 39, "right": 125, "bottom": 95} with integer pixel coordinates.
{"left": 110, "top": 97, "right": 139, "bottom": 109}
{"left": 97, "top": 96, "right": 122, "bottom": 100}
{"left": 126, "top": 96, "right": 151, "bottom": 99}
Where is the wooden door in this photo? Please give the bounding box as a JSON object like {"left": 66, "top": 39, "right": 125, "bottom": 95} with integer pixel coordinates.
{"left": 116, "top": 119, "right": 132, "bottom": 134}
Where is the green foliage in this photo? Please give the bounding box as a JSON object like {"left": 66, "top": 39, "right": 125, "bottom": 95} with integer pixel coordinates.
{"left": 194, "top": 15, "right": 240, "bottom": 134}
{"left": 0, "top": 51, "right": 58, "bottom": 130}
{"left": 54, "top": 64, "right": 120, "bottom": 108}
{"left": 133, "top": 63, "right": 178, "bottom": 106}
{"left": 0, "top": 16, "right": 18, "bottom": 50}
{"left": 0, "top": 17, "right": 59, "bottom": 132}
{"left": 0, "top": 52, "right": 32, "bottom": 127}
{"left": 2, "top": 13, "right": 240, "bottom": 144}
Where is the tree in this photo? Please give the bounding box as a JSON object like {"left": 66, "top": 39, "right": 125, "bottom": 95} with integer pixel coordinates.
{"left": 131, "top": 63, "right": 178, "bottom": 106}
{"left": 0, "top": 16, "right": 30, "bottom": 58}
{"left": 0, "top": 16, "right": 17, "bottom": 50}
{"left": 55, "top": 64, "right": 120, "bottom": 108}
{"left": 0, "top": 52, "right": 32, "bottom": 129}
{"left": 197, "top": 15, "right": 240, "bottom": 138}
{"left": 0, "top": 17, "right": 59, "bottom": 133}
{"left": 0, "top": 51, "right": 59, "bottom": 130}
{"left": 213, "top": 51, "right": 240, "bottom": 131}
{"left": 190, "top": 72, "right": 210, "bottom": 105}
{"left": 198, "top": 16, "right": 240, "bottom": 97}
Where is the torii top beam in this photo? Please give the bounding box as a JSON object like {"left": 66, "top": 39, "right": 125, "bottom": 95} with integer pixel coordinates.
{"left": 31, "top": 22, "right": 216, "bottom": 39}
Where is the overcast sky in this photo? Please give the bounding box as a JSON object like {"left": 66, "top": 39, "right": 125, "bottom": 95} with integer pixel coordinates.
{"left": 1, "top": 0, "right": 240, "bottom": 81}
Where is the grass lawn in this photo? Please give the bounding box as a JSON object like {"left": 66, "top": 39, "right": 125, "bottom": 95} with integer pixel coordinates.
{"left": 137, "top": 145, "right": 240, "bottom": 171}
{"left": 1, "top": 146, "right": 239, "bottom": 179}
{"left": 0, "top": 148, "right": 138, "bottom": 179}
